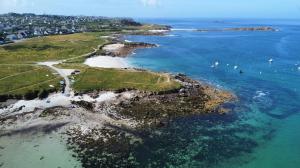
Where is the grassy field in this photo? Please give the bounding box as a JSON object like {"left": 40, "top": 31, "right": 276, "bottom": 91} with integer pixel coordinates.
{"left": 0, "top": 32, "right": 108, "bottom": 99}
{"left": 0, "top": 29, "right": 180, "bottom": 100}
{"left": 70, "top": 67, "right": 181, "bottom": 93}
{"left": 0, "top": 64, "right": 62, "bottom": 97}
{"left": 0, "top": 32, "right": 108, "bottom": 64}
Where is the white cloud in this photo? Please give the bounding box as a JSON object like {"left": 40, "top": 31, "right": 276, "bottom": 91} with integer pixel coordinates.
{"left": 141, "top": 0, "right": 160, "bottom": 7}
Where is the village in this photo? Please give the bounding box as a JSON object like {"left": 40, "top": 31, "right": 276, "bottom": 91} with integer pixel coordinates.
{"left": 0, "top": 13, "right": 141, "bottom": 45}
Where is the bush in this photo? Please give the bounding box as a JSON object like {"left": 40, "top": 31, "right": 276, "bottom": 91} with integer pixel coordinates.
{"left": 13, "top": 94, "right": 23, "bottom": 100}
{"left": 38, "top": 89, "right": 49, "bottom": 99}
{"left": 0, "top": 94, "right": 8, "bottom": 102}
{"left": 24, "top": 90, "right": 39, "bottom": 100}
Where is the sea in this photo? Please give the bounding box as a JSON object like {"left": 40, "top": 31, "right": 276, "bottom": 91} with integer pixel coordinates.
{"left": 125, "top": 18, "right": 300, "bottom": 168}
{"left": 1, "top": 19, "right": 300, "bottom": 168}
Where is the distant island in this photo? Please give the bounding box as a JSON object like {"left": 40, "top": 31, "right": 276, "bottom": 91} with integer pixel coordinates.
{"left": 196, "top": 26, "right": 278, "bottom": 32}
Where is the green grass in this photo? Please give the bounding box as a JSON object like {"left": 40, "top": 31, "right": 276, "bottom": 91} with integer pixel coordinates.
{"left": 72, "top": 67, "right": 181, "bottom": 93}
{"left": 0, "top": 32, "right": 108, "bottom": 99}
{"left": 0, "top": 29, "right": 180, "bottom": 99}
{"left": 0, "top": 32, "right": 108, "bottom": 64}
{"left": 0, "top": 64, "right": 36, "bottom": 79}
{"left": 0, "top": 65, "right": 62, "bottom": 95}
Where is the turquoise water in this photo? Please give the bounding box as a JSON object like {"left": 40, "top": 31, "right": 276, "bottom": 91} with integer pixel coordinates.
{"left": 125, "top": 19, "right": 300, "bottom": 167}
{"left": 0, "top": 132, "right": 80, "bottom": 168}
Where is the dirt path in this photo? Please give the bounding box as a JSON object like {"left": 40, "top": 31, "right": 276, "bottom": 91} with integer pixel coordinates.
{"left": 38, "top": 61, "right": 73, "bottom": 97}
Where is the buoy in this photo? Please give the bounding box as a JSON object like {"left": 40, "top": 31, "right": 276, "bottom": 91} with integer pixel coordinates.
{"left": 215, "top": 61, "right": 219, "bottom": 66}
{"left": 260, "top": 72, "right": 262, "bottom": 75}
{"left": 269, "top": 58, "right": 273, "bottom": 63}
{"left": 234, "top": 65, "right": 238, "bottom": 70}
{"left": 298, "top": 67, "right": 300, "bottom": 71}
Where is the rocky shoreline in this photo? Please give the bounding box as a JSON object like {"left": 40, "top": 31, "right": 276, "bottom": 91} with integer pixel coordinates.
{"left": 99, "top": 42, "right": 158, "bottom": 58}
{"left": 0, "top": 72, "right": 236, "bottom": 168}
{"left": 116, "top": 73, "right": 235, "bottom": 127}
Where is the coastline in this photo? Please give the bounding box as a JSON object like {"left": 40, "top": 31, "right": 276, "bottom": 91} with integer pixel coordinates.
{"left": 0, "top": 35, "right": 236, "bottom": 129}
{"left": 1, "top": 15, "right": 300, "bottom": 168}
{"left": 0, "top": 32, "right": 237, "bottom": 168}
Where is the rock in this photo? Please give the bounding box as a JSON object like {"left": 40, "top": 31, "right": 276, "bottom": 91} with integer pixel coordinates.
{"left": 40, "top": 156, "right": 45, "bottom": 160}
{"left": 71, "top": 101, "right": 94, "bottom": 111}
{"left": 117, "top": 75, "right": 236, "bottom": 127}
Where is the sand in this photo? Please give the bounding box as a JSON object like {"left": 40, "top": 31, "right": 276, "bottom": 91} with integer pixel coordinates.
{"left": 84, "top": 56, "right": 130, "bottom": 68}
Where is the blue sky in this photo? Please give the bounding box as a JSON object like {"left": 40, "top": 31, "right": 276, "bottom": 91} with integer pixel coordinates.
{"left": 0, "top": 0, "right": 300, "bottom": 18}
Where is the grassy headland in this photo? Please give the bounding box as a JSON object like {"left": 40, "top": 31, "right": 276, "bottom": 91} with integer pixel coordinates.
{"left": 72, "top": 68, "right": 181, "bottom": 93}
{"left": 0, "top": 25, "right": 177, "bottom": 100}
{"left": 56, "top": 63, "right": 181, "bottom": 93}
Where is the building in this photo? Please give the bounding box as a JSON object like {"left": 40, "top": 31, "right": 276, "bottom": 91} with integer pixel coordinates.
{"left": 6, "top": 34, "right": 17, "bottom": 41}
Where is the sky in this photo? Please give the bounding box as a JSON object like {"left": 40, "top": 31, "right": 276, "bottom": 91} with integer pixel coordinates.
{"left": 0, "top": 0, "right": 300, "bottom": 19}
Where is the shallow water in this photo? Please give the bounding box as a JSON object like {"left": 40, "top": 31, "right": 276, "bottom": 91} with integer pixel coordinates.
{"left": 125, "top": 19, "right": 300, "bottom": 167}
{"left": 0, "top": 132, "right": 80, "bottom": 168}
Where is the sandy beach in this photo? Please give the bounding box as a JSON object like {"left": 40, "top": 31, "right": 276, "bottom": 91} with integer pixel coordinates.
{"left": 84, "top": 56, "right": 130, "bottom": 68}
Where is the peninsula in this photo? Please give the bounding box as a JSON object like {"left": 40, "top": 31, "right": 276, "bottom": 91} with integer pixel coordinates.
{"left": 0, "top": 13, "right": 235, "bottom": 168}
